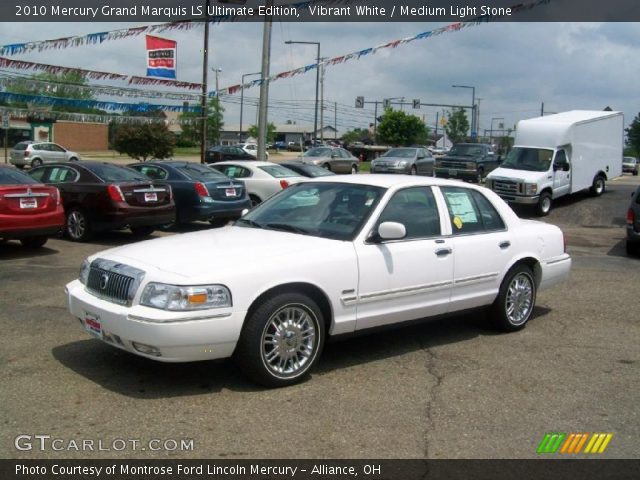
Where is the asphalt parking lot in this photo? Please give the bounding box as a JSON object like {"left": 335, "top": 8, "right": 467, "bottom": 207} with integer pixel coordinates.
{"left": 1, "top": 173, "right": 638, "bottom": 460}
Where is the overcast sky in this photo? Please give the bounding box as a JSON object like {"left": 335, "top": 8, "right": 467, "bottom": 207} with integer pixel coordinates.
{"left": 1, "top": 20, "right": 639, "bottom": 137}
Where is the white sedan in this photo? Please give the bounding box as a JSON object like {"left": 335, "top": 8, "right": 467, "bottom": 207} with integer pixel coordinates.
{"left": 209, "top": 161, "right": 304, "bottom": 206}
{"left": 66, "top": 176, "right": 571, "bottom": 387}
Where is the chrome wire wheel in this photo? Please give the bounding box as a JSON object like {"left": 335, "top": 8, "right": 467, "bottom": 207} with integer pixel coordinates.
{"left": 67, "top": 210, "right": 86, "bottom": 240}
{"left": 505, "top": 272, "right": 534, "bottom": 326}
{"left": 260, "top": 304, "right": 318, "bottom": 379}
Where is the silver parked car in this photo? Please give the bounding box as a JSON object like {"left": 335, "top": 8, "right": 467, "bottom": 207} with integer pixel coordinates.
{"left": 297, "top": 146, "right": 360, "bottom": 174}
{"left": 10, "top": 141, "right": 81, "bottom": 169}
{"left": 371, "top": 147, "right": 435, "bottom": 175}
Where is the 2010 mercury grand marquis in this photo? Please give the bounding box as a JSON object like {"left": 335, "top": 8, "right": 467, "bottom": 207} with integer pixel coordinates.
{"left": 66, "top": 176, "right": 571, "bottom": 387}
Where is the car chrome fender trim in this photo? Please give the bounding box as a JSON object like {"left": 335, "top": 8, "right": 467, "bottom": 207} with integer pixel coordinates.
{"left": 127, "top": 312, "right": 232, "bottom": 324}
{"left": 453, "top": 272, "right": 499, "bottom": 285}
{"left": 342, "top": 280, "right": 453, "bottom": 305}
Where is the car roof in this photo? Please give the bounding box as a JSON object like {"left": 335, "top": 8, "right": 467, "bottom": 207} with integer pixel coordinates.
{"left": 212, "top": 160, "right": 276, "bottom": 167}
{"left": 307, "top": 173, "right": 486, "bottom": 190}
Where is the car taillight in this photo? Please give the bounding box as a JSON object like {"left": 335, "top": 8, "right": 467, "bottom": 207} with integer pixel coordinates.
{"left": 628, "top": 208, "right": 635, "bottom": 225}
{"left": 280, "top": 179, "right": 289, "bottom": 189}
{"left": 194, "top": 182, "right": 210, "bottom": 197}
{"left": 24, "top": 151, "right": 29, "bottom": 158}
{"left": 53, "top": 187, "right": 61, "bottom": 206}
{"left": 107, "top": 184, "right": 125, "bottom": 202}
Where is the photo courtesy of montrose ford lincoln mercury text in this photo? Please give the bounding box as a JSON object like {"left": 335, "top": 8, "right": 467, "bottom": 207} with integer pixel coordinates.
{"left": 65, "top": 176, "right": 571, "bottom": 387}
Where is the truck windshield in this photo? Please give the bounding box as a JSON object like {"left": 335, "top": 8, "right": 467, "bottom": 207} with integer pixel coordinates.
{"left": 501, "top": 147, "right": 553, "bottom": 172}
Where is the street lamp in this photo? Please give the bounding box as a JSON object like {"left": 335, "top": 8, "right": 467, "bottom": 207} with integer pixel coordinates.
{"left": 285, "top": 40, "right": 320, "bottom": 143}
{"left": 490, "top": 117, "right": 504, "bottom": 144}
{"left": 211, "top": 67, "right": 222, "bottom": 95}
{"left": 239, "top": 71, "right": 261, "bottom": 142}
{"left": 452, "top": 84, "right": 476, "bottom": 138}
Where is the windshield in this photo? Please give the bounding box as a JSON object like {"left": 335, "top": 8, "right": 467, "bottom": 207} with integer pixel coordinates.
{"left": 259, "top": 165, "right": 302, "bottom": 178}
{"left": 624, "top": 157, "right": 637, "bottom": 164}
{"left": 448, "top": 145, "right": 484, "bottom": 157}
{"left": 178, "top": 163, "right": 229, "bottom": 181}
{"left": 303, "top": 147, "right": 332, "bottom": 158}
{"left": 383, "top": 148, "right": 416, "bottom": 158}
{"left": 236, "top": 182, "right": 385, "bottom": 241}
{"left": 501, "top": 147, "right": 553, "bottom": 172}
{"left": 83, "top": 163, "right": 149, "bottom": 182}
{"left": 0, "top": 168, "right": 38, "bottom": 185}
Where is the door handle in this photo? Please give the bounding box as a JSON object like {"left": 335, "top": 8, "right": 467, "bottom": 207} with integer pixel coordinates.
{"left": 435, "top": 247, "right": 452, "bottom": 257}
{"left": 499, "top": 241, "right": 511, "bottom": 249}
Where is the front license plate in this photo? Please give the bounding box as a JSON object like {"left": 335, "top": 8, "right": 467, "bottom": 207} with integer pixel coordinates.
{"left": 225, "top": 188, "right": 236, "bottom": 197}
{"left": 144, "top": 192, "right": 158, "bottom": 202}
{"left": 84, "top": 312, "right": 102, "bottom": 338}
{"left": 20, "top": 198, "right": 37, "bottom": 209}
{"left": 448, "top": 169, "right": 458, "bottom": 176}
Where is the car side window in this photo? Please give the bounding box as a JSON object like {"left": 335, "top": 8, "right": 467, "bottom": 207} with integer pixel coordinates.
{"left": 554, "top": 149, "right": 569, "bottom": 171}
{"left": 50, "top": 144, "right": 65, "bottom": 152}
{"left": 376, "top": 187, "right": 441, "bottom": 239}
{"left": 29, "top": 167, "right": 48, "bottom": 182}
{"left": 48, "top": 166, "right": 78, "bottom": 183}
{"left": 216, "top": 165, "right": 251, "bottom": 178}
{"left": 135, "top": 165, "right": 168, "bottom": 180}
{"left": 441, "top": 187, "right": 505, "bottom": 234}
{"left": 33, "top": 144, "right": 46, "bottom": 152}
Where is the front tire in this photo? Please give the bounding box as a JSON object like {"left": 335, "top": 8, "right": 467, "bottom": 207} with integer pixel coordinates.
{"left": 590, "top": 174, "right": 606, "bottom": 196}
{"left": 322, "top": 163, "right": 331, "bottom": 171}
{"left": 409, "top": 165, "right": 417, "bottom": 176}
{"left": 350, "top": 164, "right": 358, "bottom": 175}
{"left": 66, "top": 207, "right": 92, "bottom": 242}
{"left": 491, "top": 264, "right": 537, "bottom": 332}
{"left": 536, "top": 191, "right": 552, "bottom": 216}
{"left": 20, "top": 236, "right": 48, "bottom": 249}
{"left": 476, "top": 167, "right": 484, "bottom": 184}
{"left": 234, "top": 292, "right": 325, "bottom": 387}
{"left": 130, "top": 226, "right": 155, "bottom": 237}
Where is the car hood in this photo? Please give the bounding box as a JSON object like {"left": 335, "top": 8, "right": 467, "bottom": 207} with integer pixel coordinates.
{"left": 487, "top": 167, "right": 549, "bottom": 183}
{"left": 440, "top": 155, "right": 478, "bottom": 161}
{"left": 92, "top": 226, "right": 345, "bottom": 280}
{"left": 374, "top": 156, "right": 413, "bottom": 163}
{"left": 297, "top": 156, "right": 329, "bottom": 164}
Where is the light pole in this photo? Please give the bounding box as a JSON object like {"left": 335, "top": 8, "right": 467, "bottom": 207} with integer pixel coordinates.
{"left": 452, "top": 84, "right": 476, "bottom": 138}
{"left": 211, "top": 67, "right": 222, "bottom": 94}
{"left": 239, "top": 71, "right": 260, "bottom": 142}
{"left": 490, "top": 117, "right": 504, "bottom": 144}
{"left": 200, "top": 0, "right": 211, "bottom": 164}
{"left": 285, "top": 40, "right": 320, "bottom": 143}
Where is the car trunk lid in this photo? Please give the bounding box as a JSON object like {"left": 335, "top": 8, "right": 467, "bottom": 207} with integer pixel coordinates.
{"left": 0, "top": 185, "right": 58, "bottom": 215}
{"left": 117, "top": 182, "right": 171, "bottom": 207}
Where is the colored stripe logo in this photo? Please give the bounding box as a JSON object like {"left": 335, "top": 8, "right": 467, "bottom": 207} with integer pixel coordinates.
{"left": 537, "top": 433, "right": 613, "bottom": 454}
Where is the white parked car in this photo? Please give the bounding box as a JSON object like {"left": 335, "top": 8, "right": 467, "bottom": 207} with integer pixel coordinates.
{"left": 66, "top": 176, "right": 571, "bottom": 387}
{"left": 236, "top": 143, "right": 268, "bottom": 160}
{"left": 209, "top": 161, "right": 304, "bottom": 206}
{"left": 10, "top": 141, "right": 81, "bottom": 169}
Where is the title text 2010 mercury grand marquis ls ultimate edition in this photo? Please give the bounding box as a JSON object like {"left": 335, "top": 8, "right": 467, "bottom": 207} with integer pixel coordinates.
{"left": 66, "top": 176, "right": 571, "bottom": 387}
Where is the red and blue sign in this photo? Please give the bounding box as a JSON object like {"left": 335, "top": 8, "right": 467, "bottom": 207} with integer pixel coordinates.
{"left": 146, "top": 35, "right": 177, "bottom": 79}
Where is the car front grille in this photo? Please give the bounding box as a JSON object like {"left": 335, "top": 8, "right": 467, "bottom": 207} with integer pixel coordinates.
{"left": 85, "top": 259, "right": 145, "bottom": 306}
{"left": 493, "top": 179, "right": 520, "bottom": 195}
{"left": 439, "top": 160, "right": 468, "bottom": 169}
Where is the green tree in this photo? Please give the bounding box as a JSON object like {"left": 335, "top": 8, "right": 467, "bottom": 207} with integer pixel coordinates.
{"left": 176, "top": 111, "right": 200, "bottom": 147}
{"left": 376, "top": 109, "right": 429, "bottom": 146}
{"left": 342, "top": 127, "right": 372, "bottom": 145}
{"left": 625, "top": 113, "right": 640, "bottom": 156}
{"left": 207, "top": 97, "right": 225, "bottom": 145}
{"left": 246, "top": 122, "right": 277, "bottom": 144}
{"left": 112, "top": 123, "right": 175, "bottom": 161}
{"left": 444, "top": 108, "right": 470, "bottom": 145}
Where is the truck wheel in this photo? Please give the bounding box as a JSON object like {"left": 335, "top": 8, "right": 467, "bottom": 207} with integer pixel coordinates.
{"left": 590, "top": 175, "right": 606, "bottom": 196}
{"left": 633, "top": 170, "right": 638, "bottom": 177}
{"left": 536, "top": 192, "right": 552, "bottom": 216}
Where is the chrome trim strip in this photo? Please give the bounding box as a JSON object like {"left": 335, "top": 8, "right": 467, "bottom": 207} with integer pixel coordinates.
{"left": 4, "top": 192, "right": 50, "bottom": 198}
{"left": 454, "top": 272, "right": 499, "bottom": 285}
{"left": 132, "top": 187, "right": 167, "bottom": 193}
{"left": 545, "top": 255, "right": 571, "bottom": 266}
{"left": 127, "top": 312, "right": 232, "bottom": 324}
{"left": 342, "top": 281, "right": 453, "bottom": 305}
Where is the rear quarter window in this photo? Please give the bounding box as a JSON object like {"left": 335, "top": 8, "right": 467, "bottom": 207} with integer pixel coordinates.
{"left": 12, "top": 142, "right": 30, "bottom": 151}
{"left": 0, "top": 168, "right": 38, "bottom": 185}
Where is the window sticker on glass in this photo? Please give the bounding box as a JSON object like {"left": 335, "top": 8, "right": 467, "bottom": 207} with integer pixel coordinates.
{"left": 453, "top": 216, "right": 463, "bottom": 229}
{"left": 445, "top": 192, "right": 478, "bottom": 223}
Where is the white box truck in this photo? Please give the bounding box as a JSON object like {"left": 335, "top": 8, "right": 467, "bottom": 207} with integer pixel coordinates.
{"left": 486, "top": 110, "right": 623, "bottom": 216}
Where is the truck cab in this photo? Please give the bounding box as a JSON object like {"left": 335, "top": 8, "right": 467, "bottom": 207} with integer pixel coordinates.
{"left": 434, "top": 143, "right": 500, "bottom": 183}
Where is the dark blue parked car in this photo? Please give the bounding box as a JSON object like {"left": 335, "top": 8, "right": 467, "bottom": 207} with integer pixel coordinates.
{"left": 129, "top": 161, "right": 251, "bottom": 227}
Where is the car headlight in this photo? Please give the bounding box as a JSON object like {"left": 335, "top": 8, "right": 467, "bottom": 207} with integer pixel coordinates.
{"left": 79, "top": 259, "right": 91, "bottom": 285}
{"left": 398, "top": 161, "right": 408, "bottom": 167}
{"left": 524, "top": 183, "right": 538, "bottom": 195}
{"left": 140, "top": 282, "right": 232, "bottom": 311}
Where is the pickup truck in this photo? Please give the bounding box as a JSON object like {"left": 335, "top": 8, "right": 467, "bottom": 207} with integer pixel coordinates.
{"left": 434, "top": 143, "right": 500, "bottom": 183}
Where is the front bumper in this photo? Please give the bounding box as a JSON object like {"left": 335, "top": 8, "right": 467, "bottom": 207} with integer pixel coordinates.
{"left": 494, "top": 194, "right": 540, "bottom": 205}
{"left": 66, "top": 280, "right": 246, "bottom": 362}
{"left": 434, "top": 167, "right": 476, "bottom": 180}
{"left": 371, "top": 165, "right": 410, "bottom": 174}
{"left": 181, "top": 199, "right": 251, "bottom": 223}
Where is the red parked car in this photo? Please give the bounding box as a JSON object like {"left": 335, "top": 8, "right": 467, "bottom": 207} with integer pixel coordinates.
{"left": 0, "top": 165, "right": 65, "bottom": 248}
{"left": 29, "top": 162, "right": 175, "bottom": 242}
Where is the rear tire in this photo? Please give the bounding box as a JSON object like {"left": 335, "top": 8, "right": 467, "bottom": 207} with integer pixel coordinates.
{"left": 476, "top": 167, "right": 485, "bottom": 184}
{"left": 410, "top": 165, "right": 417, "bottom": 176}
{"left": 249, "top": 194, "right": 262, "bottom": 208}
{"left": 536, "top": 191, "right": 552, "bottom": 216}
{"left": 66, "top": 207, "right": 92, "bottom": 242}
{"left": 234, "top": 292, "right": 325, "bottom": 387}
{"left": 491, "top": 264, "right": 537, "bottom": 332}
{"left": 209, "top": 218, "right": 230, "bottom": 228}
{"left": 130, "top": 226, "right": 155, "bottom": 237}
{"left": 20, "top": 236, "right": 48, "bottom": 249}
{"left": 31, "top": 158, "right": 43, "bottom": 168}
{"left": 350, "top": 164, "right": 358, "bottom": 175}
{"left": 590, "top": 174, "right": 606, "bottom": 196}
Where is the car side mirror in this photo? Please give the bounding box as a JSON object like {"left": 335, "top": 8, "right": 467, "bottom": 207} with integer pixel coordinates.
{"left": 372, "top": 222, "right": 406, "bottom": 242}
{"left": 563, "top": 164, "right": 570, "bottom": 172}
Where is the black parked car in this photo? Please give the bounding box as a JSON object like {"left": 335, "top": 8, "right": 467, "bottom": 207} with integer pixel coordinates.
{"left": 626, "top": 186, "right": 640, "bottom": 256}
{"left": 29, "top": 162, "right": 175, "bottom": 241}
{"left": 129, "top": 161, "right": 251, "bottom": 226}
{"left": 434, "top": 143, "right": 500, "bottom": 183}
{"left": 279, "top": 161, "right": 336, "bottom": 178}
{"left": 205, "top": 145, "right": 256, "bottom": 164}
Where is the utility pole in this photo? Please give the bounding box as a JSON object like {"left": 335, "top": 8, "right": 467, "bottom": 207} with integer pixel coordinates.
{"left": 541, "top": 102, "right": 544, "bottom": 116}
{"left": 199, "top": 0, "right": 211, "bottom": 164}
{"left": 256, "top": 0, "right": 273, "bottom": 162}
{"left": 334, "top": 101, "right": 337, "bottom": 140}
{"left": 320, "top": 61, "right": 325, "bottom": 142}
